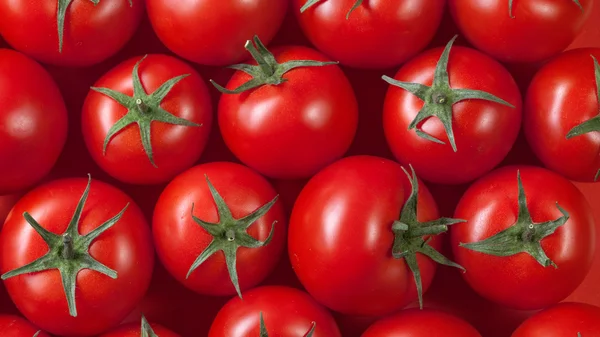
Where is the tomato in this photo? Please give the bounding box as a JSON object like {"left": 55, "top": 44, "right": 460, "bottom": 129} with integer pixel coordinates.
{"left": 0, "top": 49, "right": 68, "bottom": 195}
{"left": 100, "top": 315, "right": 180, "bottom": 337}
{"left": 524, "top": 48, "right": 600, "bottom": 182}
{"left": 145, "top": 0, "right": 288, "bottom": 66}
{"left": 152, "top": 162, "right": 286, "bottom": 297}
{"left": 450, "top": 166, "right": 595, "bottom": 310}
{"left": 214, "top": 38, "right": 358, "bottom": 179}
{"left": 82, "top": 54, "right": 213, "bottom": 185}
{"left": 0, "top": 176, "right": 154, "bottom": 336}
{"left": 208, "top": 285, "right": 341, "bottom": 337}
{"left": 292, "top": 0, "right": 445, "bottom": 69}
{"left": 512, "top": 302, "right": 600, "bottom": 337}
{"left": 0, "top": 315, "right": 50, "bottom": 337}
{"left": 0, "top": 194, "right": 21, "bottom": 228}
{"left": 449, "top": 0, "right": 592, "bottom": 63}
{"left": 0, "top": 0, "right": 144, "bottom": 67}
{"left": 288, "top": 155, "right": 465, "bottom": 317}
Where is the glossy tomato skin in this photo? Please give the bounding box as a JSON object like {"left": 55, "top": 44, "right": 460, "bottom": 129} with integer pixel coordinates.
{"left": 289, "top": 155, "right": 442, "bottom": 317}
{"left": 0, "top": 178, "right": 155, "bottom": 336}
{"left": 449, "top": 0, "right": 592, "bottom": 63}
{"left": 512, "top": 302, "right": 600, "bottom": 337}
{"left": 383, "top": 45, "right": 522, "bottom": 185}
{"left": 99, "top": 320, "right": 180, "bottom": 337}
{"left": 208, "top": 285, "right": 341, "bottom": 337}
{"left": 82, "top": 54, "right": 213, "bottom": 185}
{"left": 0, "top": 0, "right": 144, "bottom": 67}
{"left": 451, "top": 166, "right": 595, "bottom": 310}
{"left": 218, "top": 46, "right": 358, "bottom": 179}
{"left": 0, "top": 49, "right": 68, "bottom": 195}
{"left": 145, "top": 0, "right": 288, "bottom": 66}
{"left": 293, "top": 0, "right": 445, "bottom": 69}
{"left": 152, "top": 162, "right": 286, "bottom": 296}
{"left": 0, "top": 315, "right": 50, "bottom": 337}
{"left": 525, "top": 48, "right": 600, "bottom": 182}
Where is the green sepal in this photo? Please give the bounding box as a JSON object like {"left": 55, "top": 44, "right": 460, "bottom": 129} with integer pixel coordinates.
{"left": 33, "top": 332, "right": 40, "bottom": 337}
{"left": 508, "top": 0, "right": 582, "bottom": 18}
{"left": 140, "top": 315, "right": 159, "bottom": 337}
{"left": 258, "top": 312, "right": 316, "bottom": 337}
{"left": 299, "top": 0, "right": 363, "bottom": 19}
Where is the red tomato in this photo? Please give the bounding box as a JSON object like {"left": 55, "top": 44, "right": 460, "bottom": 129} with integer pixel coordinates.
{"left": 82, "top": 54, "right": 213, "bottom": 185}
{"left": 0, "top": 0, "right": 144, "bottom": 67}
{"left": 145, "top": 0, "right": 288, "bottom": 66}
{"left": 0, "top": 49, "right": 68, "bottom": 195}
{"left": 100, "top": 316, "right": 180, "bottom": 337}
{"left": 524, "top": 48, "right": 600, "bottom": 182}
{"left": 152, "top": 162, "right": 286, "bottom": 297}
{"left": 0, "top": 176, "right": 154, "bottom": 336}
{"left": 208, "top": 285, "right": 341, "bottom": 337}
{"left": 292, "top": 0, "right": 445, "bottom": 69}
{"left": 451, "top": 166, "right": 595, "bottom": 310}
{"left": 382, "top": 37, "right": 522, "bottom": 185}
{"left": 0, "top": 194, "right": 21, "bottom": 228}
{"left": 512, "top": 302, "right": 600, "bottom": 337}
{"left": 449, "top": 0, "right": 592, "bottom": 63}
{"left": 0, "top": 315, "right": 50, "bottom": 337}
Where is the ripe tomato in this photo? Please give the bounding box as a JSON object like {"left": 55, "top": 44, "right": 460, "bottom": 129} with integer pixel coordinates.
{"left": 82, "top": 54, "right": 213, "bottom": 185}
{"left": 152, "top": 162, "right": 286, "bottom": 297}
{"left": 0, "top": 176, "right": 154, "bottom": 336}
{"left": 214, "top": 39, "right": 358, "bottom": 179}
{"left": 208, "top": 285, "right": 341, "bottom": 337}
{"left": 524, "top": 48, "right": 600, "bottom": 182}
{"left": 512, "top": 302, "right": 600, "bottom": 337}
{"left": 288, "top": 155, "right": 465, "bottom": 317}
{"left": 449, "top": 0, "right": 592, "bottom": 63}
{"left": 145, "top": 0, "right": 288, "bottom": 66}
{"left": 382, "top": 36, "right": 522, "bottom": 185}
{"left": 451, "top": 166, "right": 595, "bottom": 310}
{"left": 0, "top": 49, "right": 68, "bottom": 195}
{"left": 100, "top": 315, "right": 180, "bottom": 337}
{"left": 292, "top": 0, "right": 445, "bottom": 69}
{"left": 0, "top": 315, "right": 49, "bottom": 337}
{"left": 0, "top": 0, "right": 144, "bottom": 67}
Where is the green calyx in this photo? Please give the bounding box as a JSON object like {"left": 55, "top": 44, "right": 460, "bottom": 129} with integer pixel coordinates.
{"left": 91, "top": 55, "right": 200, "bottom": 167}
{"left": 140, "top": 315, "right": 159, "bottom": 337}
{"left": 508, "top": 0, "right": 582, "bottom": 18}
{"left": 259, "top": 312, "right": 316, "bottom": 337}
{"left": 33, "top": 332, "right": 40, "bottom": 337}
{"left": 392, "top": 165, "right": 465, "bottom": 309}
{"left": 0, "top": 175, "right": 129, "bottom": 317}
{"left": 186, "top": 175, "right": 279, "bottom": 298}
{"left": 210, "top": 35, "right": 337, "bottom": 94}
{"left": 460, "top": 170, "right": 570, "bottom": 267}
{"left": 299, "top": 0, "right": 363, "bottom": 19}
{"left": 382, "top": 35, "right": 515, "bottom": 152}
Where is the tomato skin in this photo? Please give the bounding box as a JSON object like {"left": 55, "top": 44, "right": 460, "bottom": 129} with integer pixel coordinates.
{"left": 0, "top": 0, "right": 143, "bottom": 67}
{"left": 82, "top": 54, "right": 213, "bottom": 185}
{"left": 524, "top": 48, "right": 600, "bottom": 182}
{"left": 152, "top": 162, "right": 286, "bottom": 296}
{"left": 0, "top": 49, "right": 68, "bottom": 195}
{"left": 512, "top": 302, "right": 600, "bottom": 337}
{"left": 218, "top": 46, "right": 358, "bottom": 179}
{"left": 145, "top": 0, "right": 288, "bottom": 66}
{"left": 99, "top": 320, "right": 180, "bottom": 337}
{"left": 449, "top": 0, "right": 592, "bottom": 63}
{"left": 292, "top": 0, "right": 445, "bottom": 69}
{"left": 450, "top": 166, "right": 595, "bottom": 310}
{"left": 288, "top": 155, "right": 442, "bottom": 317}
{"left": 0, "top": 315, "right": 50, "bottom": 337}
{"left": 208, "top": 285, "right": 341, "bottom": 337}
{"left": 0, "top": 194, "right": 21, "bottom": 228}
{"left": 383, "top": 45, "right": 522, "bottom": 185}
{"left": 0, "top": 178, "right": 155, "bottom": 337}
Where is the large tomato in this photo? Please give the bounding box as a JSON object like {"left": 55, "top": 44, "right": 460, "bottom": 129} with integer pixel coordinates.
{"left": 449, "top": 0, "right": 592, "bottom": 63}
{"left": 152, "top": 162, "right": 286, "bottom": 297}
{"left": 145, "top": 0, "right": 288, "bottom": 66}
{"left": 450, "top": 166, "right": 595, "bottom": 310}
{"left": 0, "top": 0, "right": 144, "bottom": 67}
{"left": 82, "top": 54, "right": 213, "bottom": 185}
{"left": 524, "top": 48, "right": 600, "bottom": 182}
{"left": 0, "top": 176, "right": 154, "bottom": 336}
{"left": 208, "top": 285, "right": 341, "bottom": 337}
{"left": 292, "top": 0, "right": 445, "bottom": 69}
{"left": 0, "top": 315, "right": 50, "bottom": 337}
{"left": 382, "top": 36, "right": 522, "bottom": 185}
{"left": 512, "top": 302, "right": 600, "bottom": 336}
{"left": 0, "top": 49, "right": 68, "bottom": 195}
{"left": 100, "top": 316, "right": 180, "bottom": 337}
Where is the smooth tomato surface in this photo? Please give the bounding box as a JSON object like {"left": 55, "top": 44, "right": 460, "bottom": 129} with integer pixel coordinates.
{"left": 512, "top": 302, "right": 600, "bottom": 337}
{"left": 99, "top": 319, "right": 180, "bottom": 337}
{"left": 0, "top": 315, "right": 49, "bottom": 337}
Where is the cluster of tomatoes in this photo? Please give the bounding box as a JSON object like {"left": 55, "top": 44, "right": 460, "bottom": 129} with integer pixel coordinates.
{"left": 1, "top": 0, "right": 600, "bottom": 336}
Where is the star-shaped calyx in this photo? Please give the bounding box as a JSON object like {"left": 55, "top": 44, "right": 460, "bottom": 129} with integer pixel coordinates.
{"left": 300, "top": 0, "right": 363, "bottom": 19}
{"left": 382, "top": 35, "right": 515, "bottom": 152}
{"left": 0, "top": 175, "right": 129, "bottom": 317}
{"left": 139, "top": 315, "right": 159, "bottom": 337}
{"left": 210, "top": 35, "right": 337, "bottom": 94}
{"left": 508, "top": 0, "right": 582, "bottom": 18}
{"left": 186, "top": 175, "right": 279, "bottom": 298}
{"left": 91, "top": 55, "right": 201, "bottom": 167}
{"left": 392, "top": 165, "right": 465, "bottom": 308}
{"left": 565, "top": 55, "right": 600, "bottom": 181}
{"left": 460, "top": 171, "right": 570, "bottom": 267}
{"left": 258, "top": 312, "right": 316, "bottom": 337}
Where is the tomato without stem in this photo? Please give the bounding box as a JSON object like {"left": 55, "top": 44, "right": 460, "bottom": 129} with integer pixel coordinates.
{"left": 100, "top": 315, "right": 180, "bottom": 337}
{"left": 0, "top": 315, "right": 50, "bottom": 337}
{"left": 512, "top": 302, "right": 600, "bottom": 337}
